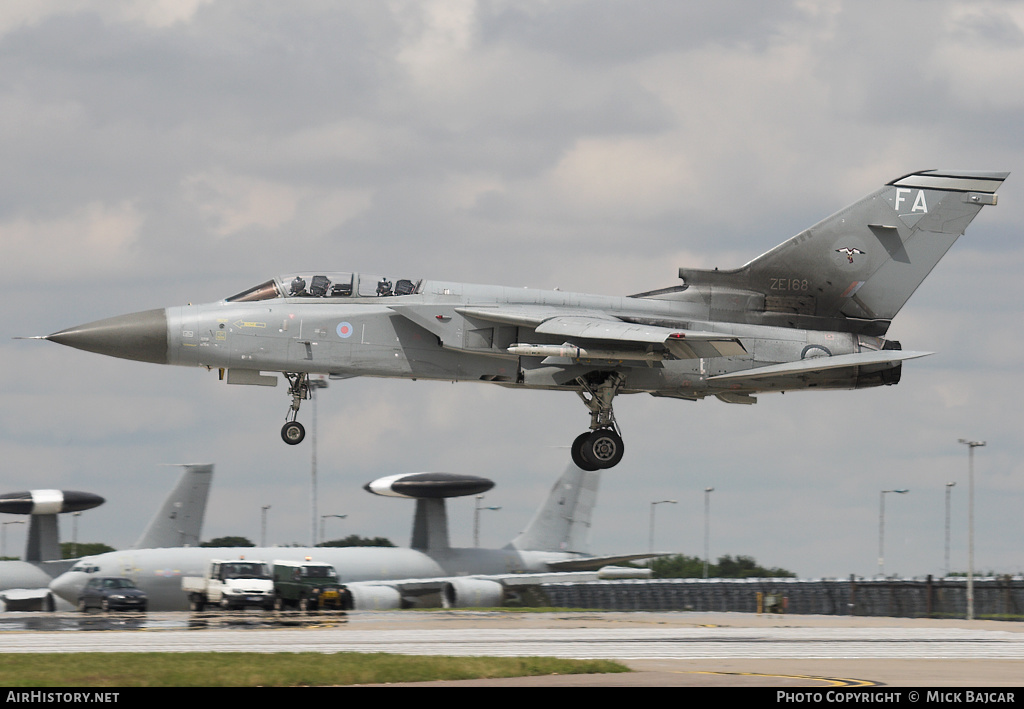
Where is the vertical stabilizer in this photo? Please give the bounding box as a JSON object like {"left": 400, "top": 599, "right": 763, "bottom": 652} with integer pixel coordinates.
{"left": 133, "top": 464, "right": 214, "bottom": 548}
{"left": 678, "top": 170, "right": 1008, "bottom": 329}
{"left": 507, "top": 463, "right": 600, "bottom": 554}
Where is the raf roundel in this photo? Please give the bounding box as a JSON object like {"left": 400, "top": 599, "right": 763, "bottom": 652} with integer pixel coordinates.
{"left": 336, "top": 322, "right": 353, "bottom": 339}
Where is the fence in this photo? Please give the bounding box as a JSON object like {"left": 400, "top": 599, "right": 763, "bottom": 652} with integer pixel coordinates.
{"left": 539, "top": 576, "right": 1024, "bottom": 619}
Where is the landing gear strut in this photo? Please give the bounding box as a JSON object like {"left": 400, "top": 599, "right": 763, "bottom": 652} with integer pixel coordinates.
{"left": 281, "top": 373, "right": 309, "bottom": 445}
{"left": 570, "top": 373, "right": 625, "bottom": 470}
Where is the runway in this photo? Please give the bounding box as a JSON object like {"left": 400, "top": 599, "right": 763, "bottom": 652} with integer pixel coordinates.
{"left": 2, "top": 610, "right": 1022, "bottom": 686}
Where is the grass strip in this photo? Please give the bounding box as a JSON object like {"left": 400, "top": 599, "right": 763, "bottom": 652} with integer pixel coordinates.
{"left": 1, "top": 652, "right": 629, "bottom": 687}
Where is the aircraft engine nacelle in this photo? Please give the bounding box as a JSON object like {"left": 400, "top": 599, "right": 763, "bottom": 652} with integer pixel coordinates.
{"left": 442, "top": 578, "right": 505, "bottom": 608}
{"left": 347, "top": 584, "right": 403, "bottom": 610}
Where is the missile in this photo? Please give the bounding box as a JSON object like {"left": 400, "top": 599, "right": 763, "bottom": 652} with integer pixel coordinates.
{"left": 507, "top": 343, "right": 665, "bottom": 361}
{"left": 364, "top": 473, "right": 494, "bottom": 499}
{"left": 0, "top": 490, "right": 105, "bottom": 515}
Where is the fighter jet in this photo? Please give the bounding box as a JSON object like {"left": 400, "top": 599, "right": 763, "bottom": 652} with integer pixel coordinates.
{"left": 32, "top": 170, "right": 1007, "bottom": 469}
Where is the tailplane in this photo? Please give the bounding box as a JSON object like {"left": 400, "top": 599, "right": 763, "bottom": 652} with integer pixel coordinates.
{"left": 678, "top": 170, "right": 1008, "bottom": 332}
{"left": 507, "top": 463, "right": 600, "bottom": 554}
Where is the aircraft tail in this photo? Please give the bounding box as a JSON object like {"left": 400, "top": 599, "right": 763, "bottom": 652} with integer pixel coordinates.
{"left": 678, "top": 170, "right": 1008, "bottom": 331}
{"left": 132, "top": 464, "right": 213, "bottom": 548}
{"left": 507, "top": 463, "right": 600, "bottom": 554}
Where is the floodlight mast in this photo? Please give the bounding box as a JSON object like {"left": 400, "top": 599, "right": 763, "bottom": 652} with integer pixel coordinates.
{"left": 958, "top": 439, "right": 985, "bottom": 620}
{"left": 878, "top": 489, "right": 909, "bottom": 577}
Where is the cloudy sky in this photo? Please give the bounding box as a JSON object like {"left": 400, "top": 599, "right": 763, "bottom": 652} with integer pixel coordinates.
{"left": 2, "top": 0, "right": 1022, "bottom": 580}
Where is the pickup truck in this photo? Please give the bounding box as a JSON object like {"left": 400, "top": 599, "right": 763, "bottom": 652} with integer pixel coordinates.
{"left": 272, "top": 560, "right": 351, "bottom": 611}
{"left": 182, "top": 559, "right": 276, "bottom": 611}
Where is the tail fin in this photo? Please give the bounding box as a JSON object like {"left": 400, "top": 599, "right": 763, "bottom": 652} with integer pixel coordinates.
{"left": 132, "top": 464, "right": 214, "bottom": 548}
{"left": 679, "top": 170, "right": 1008, "bottom": 329}
{"left": 507, "top": 463, "right": 600, "bottom": 554}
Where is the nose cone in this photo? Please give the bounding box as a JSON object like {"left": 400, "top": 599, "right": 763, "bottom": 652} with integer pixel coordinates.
{"left": 49, "top": 570, "right": 85, "bottom": 603}
{"left": 46, "top": 309, "right": 169, "bottom": 364}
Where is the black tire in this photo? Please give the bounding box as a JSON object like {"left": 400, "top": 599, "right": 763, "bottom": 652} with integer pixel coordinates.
{"left": 101, "top": 598, "right": 111, "bottom": 612}
{"left": 571, "top": 432, "right": 600, "bottom": 471}
{"left": 77, "top": 598, "right": 89, "bottom": 613}
{"left": 281, "top": 421, "right": 305, "bottom": 445}
{"left": 189, "top": 596, "right": 205, "bottom": 612}
{"left": 583, "top": 429, "right": 624, "bottom": 469}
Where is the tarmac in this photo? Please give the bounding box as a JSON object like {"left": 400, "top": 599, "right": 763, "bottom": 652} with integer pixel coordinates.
{"left": 2, "top": 609, "right": 1022, "bottom": 687}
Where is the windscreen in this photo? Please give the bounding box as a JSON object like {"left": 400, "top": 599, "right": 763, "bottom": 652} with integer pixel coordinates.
{"left": 222, "top": 562, "right": 271, "bottom": 579}
{"left": 226, "top": 279, "right": 281, "bottom": 303}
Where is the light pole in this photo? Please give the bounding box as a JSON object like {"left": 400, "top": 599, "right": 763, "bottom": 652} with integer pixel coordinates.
{"left": 260, "top": 505, "right": 271, "bottom": 547}
{"left": 309, "top": 377, "right": 329, "bottom": 546}
{"left": 945, "top": 482, "right": 956, "bottom": 577}
{"left": 473, "top": 496, "right": 501, "bottom": 547}
{"left": 320, "top": 514, "right": 347, "bottom": 544}
{"left": 959, "top": 439, "right": 985, "bottom": 621}
{"left": 703, "top": 487, "right": 714, "bottom": 579}
{"left": 1, "top": 520, "right": 25, "bottom": 558}
{"left": 71, "top": 511, "right": 81, "bottom": 559}
{"left": 878, "top": 489, "right": 909, "bottom": 577}
{"left": 648, "top": 500, "right": 677, "bottom": 554}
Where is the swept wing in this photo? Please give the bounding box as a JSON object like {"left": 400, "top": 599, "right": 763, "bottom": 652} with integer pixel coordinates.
{"left": 455, "top": 306, "right": 745, "bottom": 360}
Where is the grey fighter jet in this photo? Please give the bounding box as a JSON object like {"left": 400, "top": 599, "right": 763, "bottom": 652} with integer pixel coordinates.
{"left": 34, "top": 170, "right": 1007, "bottom": 469}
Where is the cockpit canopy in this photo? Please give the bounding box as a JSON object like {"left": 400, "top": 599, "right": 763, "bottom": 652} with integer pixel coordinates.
{"left": 226, "top": 272, "right": 421, "bottom": 303}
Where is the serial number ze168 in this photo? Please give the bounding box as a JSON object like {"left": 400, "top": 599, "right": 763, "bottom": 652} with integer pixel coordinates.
{"left": 770, "top": 277, "right": 810, "bottom": 292}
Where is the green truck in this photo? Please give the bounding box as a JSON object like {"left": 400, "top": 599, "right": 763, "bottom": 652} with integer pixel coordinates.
{"left": 272, "top": 560, "right": 352, "bottom": 611}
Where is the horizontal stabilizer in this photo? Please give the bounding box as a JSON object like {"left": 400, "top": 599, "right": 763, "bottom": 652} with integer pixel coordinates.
{"left": 708, "top": 350, "right": 932, "bottom": 383}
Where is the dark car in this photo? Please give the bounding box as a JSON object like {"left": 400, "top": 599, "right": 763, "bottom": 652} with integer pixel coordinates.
{"left": 77, "top": 576, "right": 148, "bottom": 612}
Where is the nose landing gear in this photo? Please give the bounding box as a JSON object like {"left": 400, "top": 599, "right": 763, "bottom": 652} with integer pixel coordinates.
{"left": 281, "top": 373, "right": 310, "bottom": 445}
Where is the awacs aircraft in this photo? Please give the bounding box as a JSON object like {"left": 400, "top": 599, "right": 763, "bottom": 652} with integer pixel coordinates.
{"left": 50, "top": 464, "right": 654, "bottom": 611}
{"left": 0, "top": 464, "right": 212, "bottom": 610}
{"left": 33, "top": 170, "right": 1007, "bottom": 469}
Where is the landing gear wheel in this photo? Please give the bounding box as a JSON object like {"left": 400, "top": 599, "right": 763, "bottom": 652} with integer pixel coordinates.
{"left": 571, "top": 432, "right": 600, "bottom": 471}
{"left": 281, "top": 421, "right": 305, "bottom": 445}
{"left": 583, "top": 429, "right": 624, "bottom": 469}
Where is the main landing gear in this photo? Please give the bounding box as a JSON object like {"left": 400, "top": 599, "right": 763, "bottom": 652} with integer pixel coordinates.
{"left": 281, "top": 373, "right": 309, "bottom": 445}
{"left": 570, "top": 373, "right": 625, "bottom": 471}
